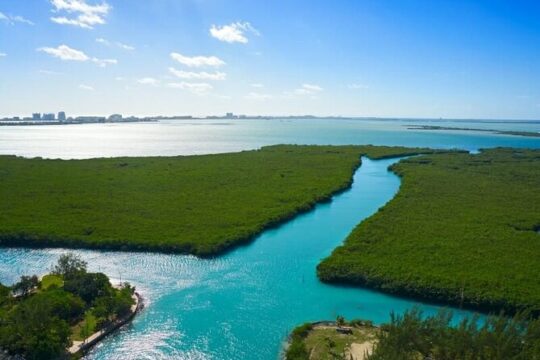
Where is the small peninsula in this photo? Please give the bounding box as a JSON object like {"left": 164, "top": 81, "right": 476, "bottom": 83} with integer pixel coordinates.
{"left": 0, "top": 145, "right": 438, "bottom": 257}
{"left": 285, "top": 310, "right": 540, "bottom": 360}
{"left": 408, "top": 124, "right": 540, "bottom": 138}
{"left": 318, "top": 148, "right": 540, "bottom": 313}
{"left": 0, "top": 253, "right": 139, "bottom": 359}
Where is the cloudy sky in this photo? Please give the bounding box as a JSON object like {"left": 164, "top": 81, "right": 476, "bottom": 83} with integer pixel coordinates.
{"left": 1, "top": 0, "right": 540, "bottom": 119}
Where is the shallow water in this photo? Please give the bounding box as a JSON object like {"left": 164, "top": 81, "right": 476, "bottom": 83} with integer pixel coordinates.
{"left": 0, "top": 157, "right": 474, "bottom": 359}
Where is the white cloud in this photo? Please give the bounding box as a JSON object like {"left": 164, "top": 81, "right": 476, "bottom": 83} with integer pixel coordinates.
{"left": 50, "top": 0, "right": 109, "bottom": 14}
{"left": 91, "top": 57, "right": 117, "bottom": 67}
{"left": 11, "top": 15, "right": 34, "bottom": 25}
{"left": 0, "top": 52, "right": 6, "bottom": 57}
{"left": 117, "top": 42, "right": 135, "bottom": 51}
{"left": 51, "top": 16, "right": 91, "bottom": 28}
{"left": 38, "top": 45, "right": 89, "bottom": 61}
{"left": 302, "top": 84, "right": 323, "bottom": 92}
{"left": 348, "top": 83, "right": 368, "bottom": 90}
{"left": 38, "top": 44, "right": 117, "bottom": 67}
{"left": 210, "top": 22, "right": 259, "bottom": 44}
{"left": 168, "top": 67, "right": 226, "bottom": 81}
{"left": 50, "top": 0, "right": 110, "bottom": 29}
{"left": 168, "top": 82, "right": 213, "bottom": 95}
{"left": 137, "top": 77, "right": 160, "bottom": 86}
{"left": 245, "top": 92, "right": 272, "bottom": 100}
{"left": 294, "top": 83, "right": 323, "bottom": 95}
{"left": 251, "top": 83, "right": 264, "bottom": 88}
{"left": 95, "top": 37, "right": 110, "bottom": 45}
{"left": 78, "top": 84, "right": 94, "bottom": 91}
{"left": 96, "top": 38, "right": 135, "bottom": 51}
{"left": 0, "top": 12, "right": 34, "bottom": 25}
{"left": 170, "top": 52, "right": 225, "bottom": 68}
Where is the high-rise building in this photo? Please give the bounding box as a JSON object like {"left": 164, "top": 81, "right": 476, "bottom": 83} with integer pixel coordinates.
{"left": 58, "top": 111, "right": 66, "bottom": 121}
{"left": 32, "top": 113, "right": 41, "bottom": 120}
{"left": 42, "top": 113, "right": 55, "bottom": 121}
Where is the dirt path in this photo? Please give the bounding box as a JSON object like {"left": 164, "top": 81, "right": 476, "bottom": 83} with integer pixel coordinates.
{"left": 346, "top": 341, "right": 374, "bottom": 360}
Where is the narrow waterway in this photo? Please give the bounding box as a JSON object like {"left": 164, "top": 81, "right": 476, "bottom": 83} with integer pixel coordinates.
{"left": 0, "top": 157, "right": 474, "bottom": 359}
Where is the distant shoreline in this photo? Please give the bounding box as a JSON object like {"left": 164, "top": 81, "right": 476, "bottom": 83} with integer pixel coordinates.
{"left": 1, "top": 117, "right": 540, "bottom": 127}
{"left": 0, "top": 119, "right": 157, "bottom": 126}
{"left": 407, "top": 124, "right": 540, "bottom": 138}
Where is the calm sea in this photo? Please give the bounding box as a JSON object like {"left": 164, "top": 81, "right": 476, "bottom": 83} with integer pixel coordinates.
{"left": 1, "top": 118, "right": 539, "bottom": 159}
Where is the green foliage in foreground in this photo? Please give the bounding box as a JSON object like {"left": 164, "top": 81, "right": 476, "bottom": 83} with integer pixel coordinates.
{"left": 287, "top": 310, "right": 540, "bottom": 360}
{"left": 0, "top": 145, "right": 435, "bottom": 256}
{"left": 285, "top": 323, "right": 313, "bottom": 360}
{"left": 318, "top": 148, "right": 540, "bottom": 313}
{"left": 368, "top": 309, "right": 540, "bottom": 360}
{"left": 0, "top": 253, "right": 135, "bottom": 359}
{"left": 41, "top": 274, "right": 64, "bottom": 290}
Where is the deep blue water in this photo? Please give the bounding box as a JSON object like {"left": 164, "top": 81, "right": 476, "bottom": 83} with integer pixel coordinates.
{"left": 0, "top": 119, "right": 539, "bottom": 359}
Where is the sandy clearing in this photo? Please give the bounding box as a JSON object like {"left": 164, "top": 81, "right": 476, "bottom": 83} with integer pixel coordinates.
{"left": 347, "top": 341, "right": 374, "bottom": 360}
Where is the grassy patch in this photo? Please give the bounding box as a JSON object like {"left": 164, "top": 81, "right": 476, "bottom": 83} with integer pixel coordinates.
{"left": 304, "top": 327, "right": 375, "bottom": 360}
{"left": 0, "top": 145, "right": 435, "bottom": 256}
{"left": 41, "top": 274, "right": 64, "bottom": 290}
{"left": 285, "top": 321, "right": 377, "bottom": 360}
{"left": 71, "top": 311, "right": 97, "bottom": 341}
{"left": 318, "top": 148, "right": 540, "bottom": 313}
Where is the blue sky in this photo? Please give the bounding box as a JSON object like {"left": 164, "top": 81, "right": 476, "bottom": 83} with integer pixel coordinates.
{"left": 1, "top": 0, "right": 540, "bottom": 119}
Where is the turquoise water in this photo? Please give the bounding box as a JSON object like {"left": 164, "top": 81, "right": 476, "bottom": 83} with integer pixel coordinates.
{"left": 1, "top": 157, "right": 473, "bottom": 359}
{"left": 1, "top": 119, "right": 540, "bottom": 359}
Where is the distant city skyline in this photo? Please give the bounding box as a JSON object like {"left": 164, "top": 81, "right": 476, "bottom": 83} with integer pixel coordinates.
{"left": 1, "top": 0, "right": 540, "bottom": 120}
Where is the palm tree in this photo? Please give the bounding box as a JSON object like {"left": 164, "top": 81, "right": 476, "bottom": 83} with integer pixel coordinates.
{"left": 336, "top": 315, "right": 346, "bottom": 328}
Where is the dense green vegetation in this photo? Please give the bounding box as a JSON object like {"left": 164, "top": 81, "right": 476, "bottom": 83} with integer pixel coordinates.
{"left": 0, "top": 145, "right": 437, "bottom": 256}
{"left": 0, "top": 253, "right": 135, "bottom": 359}
{"left": 318, "top": 148, "right": 540, "bottom": 313}
{"left": 368, "top": 309, "right": 540, "bottom": 359}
